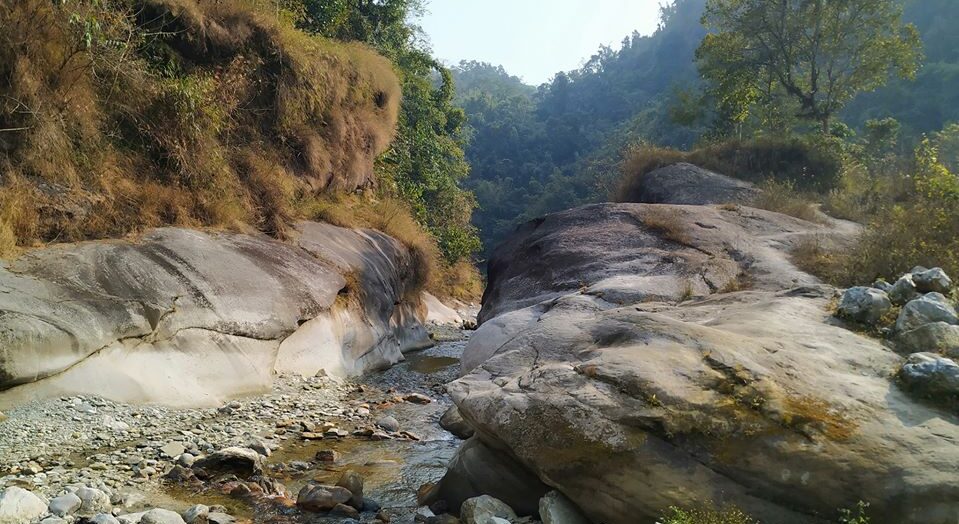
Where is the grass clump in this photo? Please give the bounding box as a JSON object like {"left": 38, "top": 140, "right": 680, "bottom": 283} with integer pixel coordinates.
{"left": 751, "top": 179, "right": 824, "bottom": 223}
{"left": 640, "top": 206, "right": 693, "bottom": 245}
{"left": 661, "top": 506, "right": 756, "bottom": 524}
{"left": 615, "top": 136, "right": 844, "bottom": 203}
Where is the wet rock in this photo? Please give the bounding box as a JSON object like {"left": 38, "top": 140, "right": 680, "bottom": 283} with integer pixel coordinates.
{"left": 330, "top": 503, "right": 361, "bottom": 519}
{"left": 913, "top": 267, "right": 953, "bottom": 294}
{"left": 336, "top": 470, "right": 364, "bottom": 509}
{"left": 375, "top": 416, "right": 400, "bottom": 432}
{"left": 414, "top": 507, "right": 435, "bottom": 522}
{"left": 426, "top": 515, "right": 460, "bottom": 524}
{"left": 296, "top": 484, "right": 352, "bottom": 512}
{"left": 460, "top": 495, "right": 517, "bottom": 524}
{"left": 439, "top": 406, "right": 474, "bottom": 439}
{"left": 48, "top": 492, "right": 82, "bottom": 517}
{"left": 539, "top": 491, "right": 590, "bottom": 524}
{"left": 164, "top": 465, "right": 199, "bottom": 483}
{"left": 181, "top": 504, "right": 209, "bottom": 524}
{"left": 404, "top": 393, "right": 432, "bottom": 404}
{"left": 191, "top": 447, "right": 264, "bottom": 479}
{"left": 140, "top": 508, "right": 187, "bottom": 524}
{"left": 315, "top": 450, "right": 339, "bottom": 462}
{"left": 0, "top": 487, "right": 47, "bottom": 524}
{"left": 895, "top": 322, "right": 959, "bottom": 356}
{"left": 417, "top": 482, "right": 440, "bottom": 506}
{"left": 889, "top": 275, "right": 920, "bottom": 306}
{"left": 76, "top": 486, "right": 112, "bottom": 516}
{"left": 896, "top": 293, "right": 959, "bottom": 332}
{"left": 899, "top": 352, "right": 959, "bottom": 398}
{"left": 836, "top": 287, "right": 892, "bottom": 324}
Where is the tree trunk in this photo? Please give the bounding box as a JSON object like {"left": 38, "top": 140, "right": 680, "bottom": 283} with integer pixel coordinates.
{"left": 821, "top": 115, "right": 831, "bottom": 134}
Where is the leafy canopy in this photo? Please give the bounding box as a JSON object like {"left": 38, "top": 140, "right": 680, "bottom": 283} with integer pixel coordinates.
{"left": 697, "top": 0, "right": 922, "bottom": 132}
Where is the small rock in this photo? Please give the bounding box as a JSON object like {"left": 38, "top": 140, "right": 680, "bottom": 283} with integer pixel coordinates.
{"left": 913, "top": 267, "right": 953, "bottom": 294}
{"left": 539, "top": 490, "right": 590, "bottom": 524}
{"left": 375, "top": 416, "right": 400, "bottom": 432}
{"left": 181, "top": 504, "right": 209, "bottom": 524}
{"left": 207, "top": 513, "right": 236, "bottom": 524}
{"left": 414, "top": 507, "right": 435, "bottom": 523}
{"left": 141, "top": 508, "right": 187, "bottom": 524}
{"left": 48, "top": 493, "right": 82, "bottom": 517}
{"left": 315, "top": 450, "right": 339, "bottom": 462}
{"left": 90, "top": 515, "right": 121, "bottom": 524}
{"left": 336, "top": 470, "right": 364, "bottom": 509}
{"left": 896, "top": 293, "right": 959, "bottom": 332}
{"left": 330, "top": 503, "right": 361, "bottom": 519}
{"left": 160, "top": 443, "right": 186, "bottom": 459}
{"left": 871, "top": 279, "right": 892, "bottom": 292}
{"left": 0, "top": 487, "right": 48, "bottom": 524}
{"left": 245, "top": 439, "right": 271, "bottom": 457}
{"left": 177, "top": 453, "right": 196, "bottom": 467}
{"left": 296, "top": 484, "right": 352, "bottom": 512}
{"left": 460, "top": 495, "right": 517, "bottom": 524}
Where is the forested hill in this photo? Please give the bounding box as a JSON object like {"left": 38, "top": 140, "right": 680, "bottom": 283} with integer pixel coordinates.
{"left": 456, "top": 0, "right": 959, "bottom": 256}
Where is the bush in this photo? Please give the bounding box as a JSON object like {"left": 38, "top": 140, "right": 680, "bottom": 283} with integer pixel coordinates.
{"left": 752, "top": 179, "right": 824, "bottom": 223}
{"left": 615, "top": 136, "right": 845, "bottom": 203}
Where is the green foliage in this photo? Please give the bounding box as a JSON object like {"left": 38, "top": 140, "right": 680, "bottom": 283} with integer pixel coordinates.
{"left": 660, "top": 506, "right": 756, "bottom": 524}
{"left": 297, "top": 0, "right": 480, "bottom": 263}
{"left": 838, "top": 501, "right": 872, "bottom": 524}
{"left": 698, "top": 0, "right": 922, "bottom": 133}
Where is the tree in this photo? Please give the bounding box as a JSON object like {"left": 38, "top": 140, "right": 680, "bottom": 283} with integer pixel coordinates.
{"left": 697, "top": 0, "right": 922, "bottom": 133}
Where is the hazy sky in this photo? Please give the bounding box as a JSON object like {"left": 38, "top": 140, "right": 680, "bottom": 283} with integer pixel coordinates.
{"left": 419, "top": 1, "right": 664, "bottom": 86}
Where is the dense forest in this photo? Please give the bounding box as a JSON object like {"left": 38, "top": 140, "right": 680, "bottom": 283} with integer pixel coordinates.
{"left": 455, "top": 0, "right": 959, "bottom": 256}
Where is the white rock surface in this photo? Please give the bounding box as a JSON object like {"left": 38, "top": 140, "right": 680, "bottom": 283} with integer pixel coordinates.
{"left": 0, "top": 487, "right": 47, "bottom": 524}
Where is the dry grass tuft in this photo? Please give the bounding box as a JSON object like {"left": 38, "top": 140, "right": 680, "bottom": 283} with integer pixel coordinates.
{"left": 641, "top": 206, "right": 693, "bottom": 245}
{"left": 751, "top": 179, "right": 826, "bottom": 223}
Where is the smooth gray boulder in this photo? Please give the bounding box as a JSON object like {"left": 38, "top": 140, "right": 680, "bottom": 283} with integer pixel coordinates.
{"left": 0, "top": 222, "right": 431, "bottom": 407}
{"left": 836, "top": 286, "right": 892, "bottom": 324}
{"left": 896, "top": 293, "right": 959, "bottom": 332}
{"left": 627, "top": 163, "right": 760, "bottom": 206}
{"left": 76, "top": 487, "right": 111, "bottom": 516}
{"left": 90, "top": 515, "right": 121, "bottom": 524}
{"left": 335, "top": 470, "right": 364, "bottom": 510}
{"left": 460, "top": 495, "right": 517, "bottom": 524}
{"left": 453, "top": 203, "right": 959, "bottom": 524}
{"left": 48, "top": 493, "right": 82, "bottom": 517}
{"left": 0, "top": 487, "right": 47, "bottom": 524}
{"left": 539, "top": 491, "right": 590, "bottom": 524}
{"left": 889, "top": 275, "right": 920, "bottom": 305}
{"left": 913, "top": 267, "right": 953, "bottom": 294}
{"left": 899, "top": 352, "right": 959, "bottom": 398}
{"left": 895, "top": 322, "right": 959, "bottom": 356}
{"left": 140, "top": 508, "right": 186, "bottom": 524}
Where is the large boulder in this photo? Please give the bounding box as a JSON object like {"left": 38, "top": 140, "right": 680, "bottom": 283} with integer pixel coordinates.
{"left": 895, "top": 293, "right": 959, "bottom": 333}
{"left": 628, "top": 163, "right": 760, "bottom": 206}
{"left": 888, "top": 275, "right": 920, "bottom": 306}
{"left": 836, "top": 287, "right": 892, "bottom": 324}
{"left": 912, "top": 267, "right": 953, "bottom": 294}
{"left": 0, "top": 221, "right": 430, "bottom": 406}
{"left": 453, "top": 203, "right": 959, "bottom": 524}
{"left": 899, "top": 352, "right": 959, "bottom": 399}
{"left": 895, "top": 322, "right": 959, "bottom": 357}
{"left": 478, "top": 203, "right": 845, "bottom": 324}
{"left": 0, "top": 487, "right": 47, "bottom": 524}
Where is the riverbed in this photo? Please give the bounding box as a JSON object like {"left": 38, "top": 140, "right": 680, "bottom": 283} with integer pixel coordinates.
{"left": 0, "top": 329, "right": 471, "bottom": 523}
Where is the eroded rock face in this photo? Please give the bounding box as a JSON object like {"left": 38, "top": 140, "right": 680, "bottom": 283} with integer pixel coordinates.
{"left": 453, "top": 203, "right": 959, "bottom": 524}
{"left": 0, "top": 221, "right": 430, "bottom": 407}
{"left": 629, "top": 163, "right": 760, "bottom": 206}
